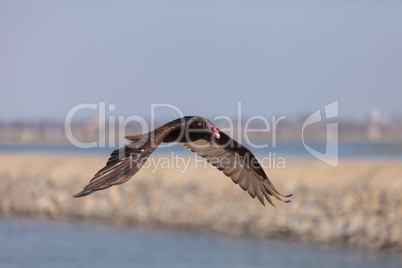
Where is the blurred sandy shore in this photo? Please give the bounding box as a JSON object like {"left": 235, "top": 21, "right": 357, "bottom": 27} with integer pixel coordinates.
{"left": 0, "top": 153, "right": 401, "bottom": 252}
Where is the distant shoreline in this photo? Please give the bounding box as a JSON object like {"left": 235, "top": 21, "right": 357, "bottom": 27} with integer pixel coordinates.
{"left": 1, "top": 141, "right": 402, "bottom": 159}
{"left": 1, "top": 153, "right": 401, "bottom": 252}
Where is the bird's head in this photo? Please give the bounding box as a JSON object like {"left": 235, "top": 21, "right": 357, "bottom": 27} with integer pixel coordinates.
{"left": 186, "top": 116, "right": 220, "bottom": 139}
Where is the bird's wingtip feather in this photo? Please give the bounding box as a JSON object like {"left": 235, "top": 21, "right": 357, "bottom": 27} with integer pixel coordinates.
{"left": 73, "top": 190, "right": 91, "bottom": 198}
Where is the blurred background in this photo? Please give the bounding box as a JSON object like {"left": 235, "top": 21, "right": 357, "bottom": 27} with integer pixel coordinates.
{"left": 1, "top": 1, "right": 402, "bottom": 267}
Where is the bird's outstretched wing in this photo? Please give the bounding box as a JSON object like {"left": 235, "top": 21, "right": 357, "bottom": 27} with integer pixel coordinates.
{"left": 74, "top": 134, "right": 155, "bottom": 197}
{"left": 181, "top": 131, "right": 291, "bottom": 207}
{"left": 74, "top": 117, "right": 291, "bottom": 207}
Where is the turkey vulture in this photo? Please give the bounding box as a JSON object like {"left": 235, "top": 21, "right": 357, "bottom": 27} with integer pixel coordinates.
{"left": 74, "top": 116, "right": 291, "bottom": 207}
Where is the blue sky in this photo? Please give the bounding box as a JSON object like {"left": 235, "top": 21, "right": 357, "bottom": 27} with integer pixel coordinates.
{"left": 1, "top": 1, "right": 401, "bottom": 122}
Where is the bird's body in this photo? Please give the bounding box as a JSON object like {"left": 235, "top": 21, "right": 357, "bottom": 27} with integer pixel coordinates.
{"left": 74, "top": 116, "right": 291, "bottom": 207}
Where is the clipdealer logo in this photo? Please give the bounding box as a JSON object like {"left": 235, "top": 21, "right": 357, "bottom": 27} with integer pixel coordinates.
{"left": 64, "top": 101, "right": 339, "bottom": 167}
{"left": 302, "top": 101, "right": 338, "bottom": 167}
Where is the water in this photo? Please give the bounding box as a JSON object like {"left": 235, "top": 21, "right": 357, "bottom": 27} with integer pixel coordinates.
{"left": 1, "top": 141, "right": 402, "bottom": 158}
{"left": 0, "top": 218, "right": 401, "bottom": 268}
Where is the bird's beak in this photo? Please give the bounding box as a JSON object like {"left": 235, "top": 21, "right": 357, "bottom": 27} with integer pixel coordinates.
{"left": 207, "top": 123, "right": 220, "bottom": 139}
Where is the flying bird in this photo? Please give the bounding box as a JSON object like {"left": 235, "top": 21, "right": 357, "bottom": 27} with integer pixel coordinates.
{"left": 74, "top": 116, "right": 291, "bottom": 207}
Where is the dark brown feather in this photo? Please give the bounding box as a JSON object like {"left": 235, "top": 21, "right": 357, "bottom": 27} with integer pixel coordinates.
{"left": 180, "top": 130, "right": 292, "bottom": 206}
